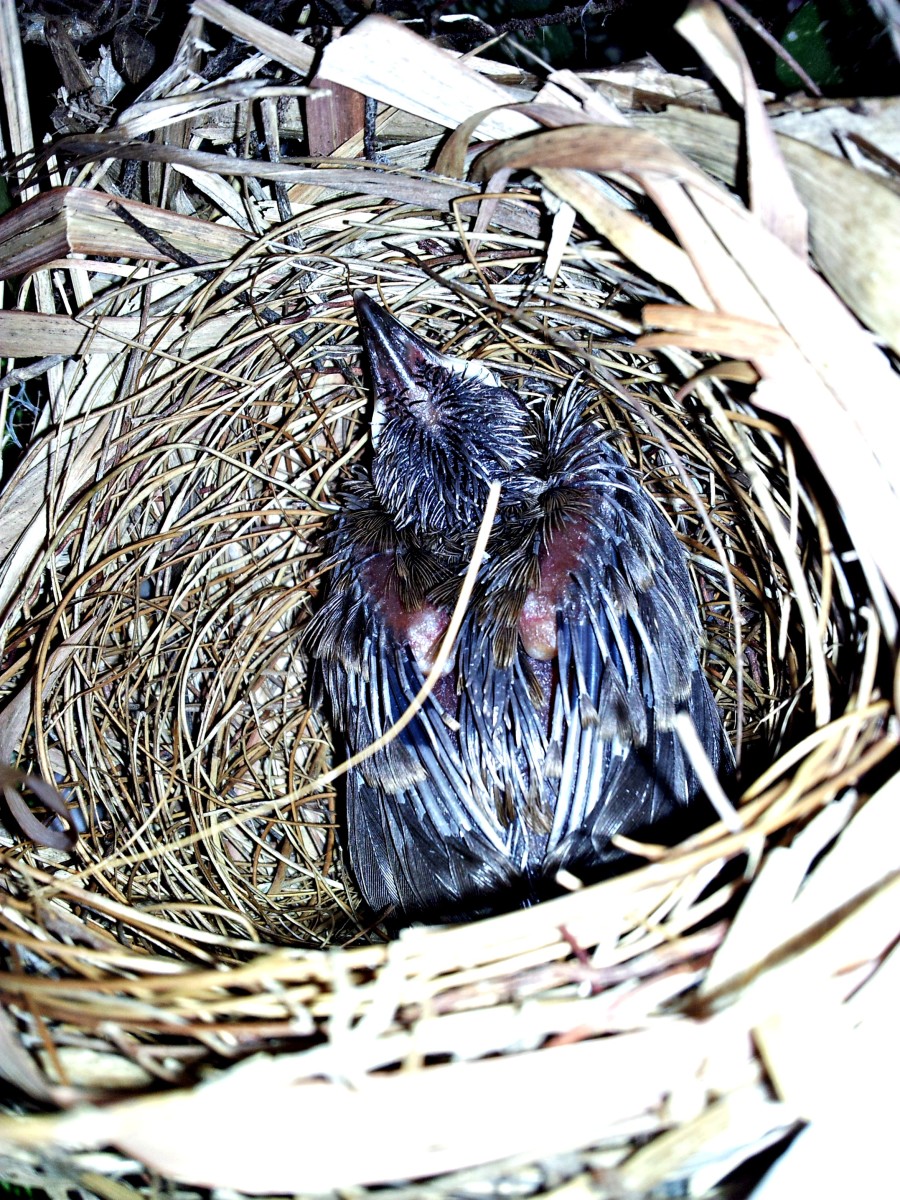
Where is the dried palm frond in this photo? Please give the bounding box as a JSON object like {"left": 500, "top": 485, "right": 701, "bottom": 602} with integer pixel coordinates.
{"left": 0, "top": 2, "right": 896, "bottom": 1197}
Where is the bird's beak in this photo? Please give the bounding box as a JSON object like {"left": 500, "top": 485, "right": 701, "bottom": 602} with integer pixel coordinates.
{"left": 354, "top": 291, "right": 433, "bottom": 449}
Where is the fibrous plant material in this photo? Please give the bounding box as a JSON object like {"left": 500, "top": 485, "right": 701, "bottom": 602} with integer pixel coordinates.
{"left": 0, "top": 1, "right": 896, "bottom": 1196}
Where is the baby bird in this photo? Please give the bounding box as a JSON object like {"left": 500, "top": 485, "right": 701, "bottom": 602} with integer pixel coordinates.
{"left": 306, "top": 292, "right": 730, "bottom": 924}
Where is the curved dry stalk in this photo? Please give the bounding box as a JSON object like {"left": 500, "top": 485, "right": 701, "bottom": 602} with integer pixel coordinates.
{"left": 0, "top": 4, "right": 895, "bottom": 1197}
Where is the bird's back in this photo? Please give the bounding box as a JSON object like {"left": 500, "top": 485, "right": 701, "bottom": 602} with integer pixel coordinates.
{"left": 308, "top": 383, "right": 730, "bottom": 924}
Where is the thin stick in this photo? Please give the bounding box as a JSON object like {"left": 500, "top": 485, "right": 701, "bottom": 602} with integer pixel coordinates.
{"left": 675, "top": 711, "right": 743, "bottom": 834}
{"left": 715, "top": 0, "right": 823, "bottom": 97}
{"left": 316, "top": 480, "right": 501, "bottom": 788}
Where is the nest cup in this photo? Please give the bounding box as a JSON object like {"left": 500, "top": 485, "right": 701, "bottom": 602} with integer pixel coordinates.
{"left": 0, "top": 7, "right": 898, "bottom": 1198}
{"left": 7, "top": 245, "right": 806, "bottom": 942}
{"left": 0, "top": 218, "right": 882, "bottom": 1190}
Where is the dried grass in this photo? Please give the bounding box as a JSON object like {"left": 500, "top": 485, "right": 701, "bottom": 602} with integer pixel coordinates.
{"left": 0, "top": 1, "right": 896, "bottom": 1197}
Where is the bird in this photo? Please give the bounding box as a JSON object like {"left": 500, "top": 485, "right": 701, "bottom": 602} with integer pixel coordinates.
{"left": 305, "top": 291, "right": 731, "bottom": 925}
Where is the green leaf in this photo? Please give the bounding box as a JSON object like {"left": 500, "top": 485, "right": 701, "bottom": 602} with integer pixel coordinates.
{"left": 778, "top": 2, "right": 843, "bottom": 88}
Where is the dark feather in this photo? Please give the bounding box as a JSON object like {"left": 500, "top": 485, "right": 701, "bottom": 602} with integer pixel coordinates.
{"left": 305, "top": 293, "right": 731, "bottom": 924}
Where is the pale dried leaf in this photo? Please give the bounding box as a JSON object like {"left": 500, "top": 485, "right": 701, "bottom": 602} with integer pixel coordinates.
{"left": 0, "top": 188, "right": 251, "bottom": 281}
{"left": 191, "top": 0, "right": 316, "bottom": 75}
{"left": 749, "top": 1109, "right": 890, "bottom": 1200}
{"left": 0, "top": 309, "right": 244, "bottom": 357}
{"left": 618, "top": 1089, "right": 795, "bottom": 1195}
{"left": 321, "top": 20, "right": 712, "bottom": 307}
{"left": 683, "top": 188, "right": 900, "bottom": 602}
{"left": 771, "top": 97, "right": 900, "bottom": 175}
{"left": 0, "top": 0, "right": 36, "bottom": 192}
{"left": 639, "top": 304, "right": 790, "bottom": 357}
{"left": 38, "top": 1049, "right": 153, "bottom": 1091}
{"left": 541, "top": 168, "right": 713, "bottom": 309}
{"left": 636, "top": 107, "right": 900, "bottom": 355}
{"left": 0, "top": 1022, "right": 750, "bottom": 1191}
{"left": 320, "top": 14, "right": 534, "bottom": 141}
{"left": 0, "top": 1009, "right": 55, "bottom": 1102}
{"left": 676, "top": 0, "right": 807, "bottom": 256}
{"left": 578, "top": 57, "right": 725, "bottom": 113}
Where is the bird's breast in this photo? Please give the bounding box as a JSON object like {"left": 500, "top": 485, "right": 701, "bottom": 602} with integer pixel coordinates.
{"left": 518, "top": 515, "right": 592, "bottom": 661}
{"left": 359, "top": 550, "right": 451, "bottom": 675}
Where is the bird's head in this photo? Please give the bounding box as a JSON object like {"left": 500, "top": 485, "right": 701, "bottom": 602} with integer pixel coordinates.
{"left": 354, "top": 291, "right": 535, "bottom": 537}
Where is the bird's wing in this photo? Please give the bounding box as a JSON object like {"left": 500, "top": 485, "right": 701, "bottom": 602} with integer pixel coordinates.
{"left": 543, "top": 478, "right": 728, "bottom": 880}
{"left": 309, "top": 540, "right": 524, "bottom": 921}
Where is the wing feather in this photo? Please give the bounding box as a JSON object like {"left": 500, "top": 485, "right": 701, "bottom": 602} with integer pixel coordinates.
{"left": 542, "top": 452, "right": 729, "bottom": 884}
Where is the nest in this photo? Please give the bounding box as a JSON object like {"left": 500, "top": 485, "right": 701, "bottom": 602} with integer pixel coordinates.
{"left": 0, "top": 2, "right": 898, "bottom": 1197}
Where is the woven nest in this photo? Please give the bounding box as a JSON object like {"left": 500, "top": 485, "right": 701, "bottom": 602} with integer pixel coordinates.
{"left": 0, "top": 3, "right": 898, "bottom": 1198}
